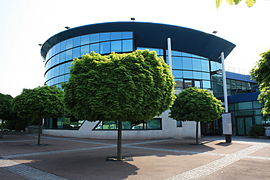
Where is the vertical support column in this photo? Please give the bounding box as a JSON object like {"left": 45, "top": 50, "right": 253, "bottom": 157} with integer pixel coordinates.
{"left": 221, "top": 52, "right": 232, "bottom": 143}
{"left": 221, "top": 52, "right": 228, "bottom": 113}
{"left": 167, "top": 38, "right": 172, "bottom": 72}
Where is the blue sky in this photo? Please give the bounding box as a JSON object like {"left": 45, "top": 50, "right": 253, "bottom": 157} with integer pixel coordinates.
{"left": 0, "top": 0, "right": 270, "bottom": 96}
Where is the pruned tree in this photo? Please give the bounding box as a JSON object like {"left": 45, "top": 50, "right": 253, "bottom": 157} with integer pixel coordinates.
{"left": 64, "top": 50, "right": 175, "bottom": 160}
{"left": 0, "top": 93, "right": 13, "bottom": 138}
{"left": 170, "top": 87, "right": 224, "bottom": 144}
{"left": 13, "top": 86, "right": 64, "bottom": 145}
{"left": 251, "top": 50, "right": 270, "bottom": 115}
{"left": 216, "top": 0, "right": 256, "bottom": 8}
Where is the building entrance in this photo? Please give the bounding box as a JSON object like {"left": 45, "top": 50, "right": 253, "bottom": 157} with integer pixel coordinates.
{"left": 236, "top": 116, "right": 253, "bottom": 135}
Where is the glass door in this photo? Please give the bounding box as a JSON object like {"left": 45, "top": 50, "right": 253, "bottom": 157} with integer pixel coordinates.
{"left": 236, "top": 117, "right": 254, "bottom": 135}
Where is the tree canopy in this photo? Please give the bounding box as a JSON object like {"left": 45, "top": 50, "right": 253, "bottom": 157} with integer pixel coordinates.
{"left": 13, "top": 86, "right": 65, "bottom": 144}
{"left": 251, "top": 50, "right": 270, "bottom": 115}
{"left": 13, "top": 86, "right": 65, "bottom": 121}
{"left": 64, "top": 50, "right": 175, "bottom": 122}
{"left": 64, "top": 50, "right": 175, "bottom": 159}
{"left": 0, "top": 93, "right": 13, "bottom": 121}
{"left": 170, "top": 87, "right": 224, "bottom": 144}
{"left": 0, "top": 93, "right": 13, "bottom": 138}
{"left": 216, "top": 0, "right": 256, "bottom": 8}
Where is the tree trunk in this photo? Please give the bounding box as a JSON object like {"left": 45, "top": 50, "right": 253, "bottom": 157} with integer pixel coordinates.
{"left": 117, "top": 120, "right": 122, "bottom": 160}
{"left": 37, "top": 118, "right": 42, "bottom": 145}
{"left": 196, "top": 121, "right": 199, "bottom": 145}
{"left": 0, "top": 119, "right": 4, "bottom": 139}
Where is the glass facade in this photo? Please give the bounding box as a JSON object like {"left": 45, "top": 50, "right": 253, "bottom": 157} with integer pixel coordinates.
{"left": 229, "top": 101, "right": 266, "bottom": 135}
{"left": 94, "top": 118, "right": 162, "bottom": 130}
{"left": 44, "top": 32, "right": 133, "bottom": 87}
{"left": 212, "top": 74, "right": 258, "bottom": 98}
{"left": 137, "top": 48, "right": 216, "bottom": 90}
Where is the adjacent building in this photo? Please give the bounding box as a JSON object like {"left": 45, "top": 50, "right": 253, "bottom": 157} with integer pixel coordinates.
{"left": 40, "top": 21, "right": 266, "bottom": 139}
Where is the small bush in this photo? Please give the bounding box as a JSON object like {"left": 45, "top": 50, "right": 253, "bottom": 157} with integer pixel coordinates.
{"left": 249, "top": 124, "right": 265, "bottom": 137}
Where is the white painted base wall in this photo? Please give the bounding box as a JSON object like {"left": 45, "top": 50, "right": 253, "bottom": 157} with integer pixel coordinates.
{"left": 43, "top": 110, "right": 200, "bottom": 139}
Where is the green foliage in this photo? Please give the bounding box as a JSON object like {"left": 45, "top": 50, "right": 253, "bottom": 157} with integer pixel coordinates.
{"left": 0, "top": 93, "right": 13, "bottom": 121}
{"left": 249, "top": 124, "right": 265, "bottom": 137}
{"left": 13, "top": 86, "right": 65, "bottom": 122}
{"left": 251, "top": 50, "right": 270, "bottom": 115}
{"left": 216, "top": 0, "right": 256, "bottom": 8}
{"left": 64, "top": 50, "right": 175, "bottom": 122}
{"left": 170, "top": 87, "right": 224, "bottom": 122}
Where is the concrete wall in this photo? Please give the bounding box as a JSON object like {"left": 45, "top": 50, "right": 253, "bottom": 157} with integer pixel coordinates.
{"left": 43, "top": 110, "right": 200, "bottom": 139}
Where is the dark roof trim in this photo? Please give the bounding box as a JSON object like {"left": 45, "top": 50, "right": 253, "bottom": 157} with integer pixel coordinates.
{"left": 226, "top": 71, "right": 256, "bottom": 83}
{"left": 41, "top": 21, "right": 236, "bottom": 62}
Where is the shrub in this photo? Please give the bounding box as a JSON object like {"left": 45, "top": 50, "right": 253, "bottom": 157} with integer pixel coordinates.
{"left": 249, "top": 124, "right": 265, "bottom": 137}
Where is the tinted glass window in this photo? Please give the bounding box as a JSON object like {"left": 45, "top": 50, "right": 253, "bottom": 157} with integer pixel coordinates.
{"left": 122, "top": 32, "right": 132, "bottom": 39}
{"left": 201, "top": 60, "right": 209, "bottom": 72}
{"left": 111, "top": 41, "right": 122, "bottom": 52}
{"left": 111, "top": 32, "right": 122, "bottom": 40}
{"left": 99, "top": 33, "right": 110, "bottom": 41}
{"left": 122, "top": 40, "right": 133, "bottom": 52}
{"left": 81, "top": 45, "right": 90, "bottom": 55}
{"left": 72, "top": 47, "right": 81, "bottom": 58}
{"left": 55, "top": 43, "right": 60, "bottom": 54}
{"left": 73, "top": 37, "right": 81, "bottom": 47}
{"left": 66, "top": 49, "right": 72, "bottom": 60}
{"left": 202, "top": 72, "right": 210, "bottom": 80}
{"left": 90, "top": 33, "right": 99, "bottom": 43}
{"left": 172, "top": 57, "right": 182, "bottom": 69}
{"left": 173, "top": 70, "right": 183, "bottom": 78}
{"left": 193, "top": 71, "right": 202, "bottom": 79}
{"left": 60, "top": 41, "right": 66, "bottom": 51}
{"left": 192, "top": 59, "right": 202, "bottom": 71}
{"left": 100, "top": 42, "right": 110, "bottom": 54}
{"left": 80, "top": 35, "right": 90, "bottom": 45}
{"left": 66, "top": 39, "right": 73, "bottom": 49}
{"left": 184, "top": 80, "right": 193, "bottom": 88}
{"left": 59, "top": 52, "right": 66, "bottom": 63}
{"left": 175, "top": 79, "right": 183, "bottom": 89}
{"left": 90, "top": 43, "right": 99, "bottom": 53}
{"left": 183, "top": 71, "right": 193, "bottom": 79}
{"left": 182, "top": 57, "right": 192, "bottom": 70}
{"left": 203, "top": 80, "right": 211, "bottom": 89}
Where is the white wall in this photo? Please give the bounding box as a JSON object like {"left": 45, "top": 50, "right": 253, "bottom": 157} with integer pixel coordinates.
{"left": 43, "top": 110, "right": 200, "bottom": 139}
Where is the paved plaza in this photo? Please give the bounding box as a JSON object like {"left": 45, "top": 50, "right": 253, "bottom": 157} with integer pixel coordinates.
{"left": 0, "top": 135, "right": 270, "bottom": 180}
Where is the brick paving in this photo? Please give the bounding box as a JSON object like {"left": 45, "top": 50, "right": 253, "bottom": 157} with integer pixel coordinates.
{"left": 0, "top": 135, "right": 269, "bottom": 180}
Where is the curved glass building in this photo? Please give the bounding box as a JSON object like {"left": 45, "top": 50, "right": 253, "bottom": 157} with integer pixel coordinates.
{"left": 41, "top": 21, "right": 237, "bottom": 139}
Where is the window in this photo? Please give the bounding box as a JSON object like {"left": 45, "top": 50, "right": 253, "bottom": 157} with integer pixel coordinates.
{"left": 192, "top": 59, "right": 202, "bottom": 71}
{"left": 81, "top": 45, "right": 90, "bottom": 55}
{"left": 99, "top": 32, "right": 110, "bottom": 41}
{"left": 122, "top": 32, "right": 133, "bottom": 39}
{"left": 177, "top": 120, "right": 182, "bottom": 127}
{"left": 122, "top": 40, "right": 133, "bottom": 52}
{"left": 100, "top": 42, "right": 110, "bottom": 54}
{"left": 182, "top": 57, "right": 192, "bottom": 70}
{"left": 80, "top": 35, "right": 90, "bottom": 45}
{"left": 172, "top": 57, "right": 182, "bottom": 69}
{"left": 94, "top": 118, "right": 162, "bottom": 130}
{"left": 90, "top": 43, "right": 99, "bottom": 53}
{"left": 111, "top": 32, "right": 122, "bottom": 40}
{"left": 73, "top": 37, "right": 81, "bottom": 47}
{"left": 184, "top": 80, "right": 193, "bottom": 88}
{"left": 72, "top": 47, "right": 81, "bottom": 58}
{"left": 66, "top": 39, "right": 73, "bottom": 49}
{"left": 173, "top": 70, "right": 183, "bottom": 78}
{"left": 111, "top": 41, "right": 122, "bottom": 52}
{"left": 65, "top": 49, "right": 72, "bottom": 60}
{"left": 175, "top": 79, "right": 184, "bottom": 89}
{"left": 90, "top": 33, "right": 99, "bottom": 43}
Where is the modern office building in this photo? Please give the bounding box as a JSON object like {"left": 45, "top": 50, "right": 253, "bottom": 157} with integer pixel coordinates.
{"left": 40, "top": 21, "right": 265, "bottom": 139}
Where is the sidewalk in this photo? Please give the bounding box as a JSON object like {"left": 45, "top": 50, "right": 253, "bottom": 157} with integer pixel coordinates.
{"left": 1, "top": 135, "right": 270, "bottom": 180}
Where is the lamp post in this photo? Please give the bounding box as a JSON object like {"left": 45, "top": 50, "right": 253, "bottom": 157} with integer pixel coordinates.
{"left": 221, "top": 52, "right": 232, "bottom": 143}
